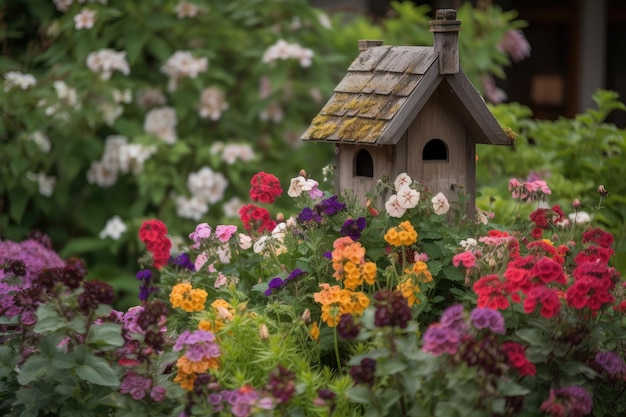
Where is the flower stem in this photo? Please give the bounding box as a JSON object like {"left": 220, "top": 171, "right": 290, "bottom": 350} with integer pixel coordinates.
{"left": 333, "top": 325, "right": 342, "bottom": 374}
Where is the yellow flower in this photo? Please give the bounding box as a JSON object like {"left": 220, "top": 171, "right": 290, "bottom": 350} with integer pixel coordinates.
{"left": 310, "top": 322, "right": 320, "bottom": 341}
{"left": 169, "top": 283, "right": 208, "bottom": 312}
{"left": 397, "top": 279, "right": 420, "bottom": 307}
{"left": 384, "top": 220, "right": 418, "bottom": 246}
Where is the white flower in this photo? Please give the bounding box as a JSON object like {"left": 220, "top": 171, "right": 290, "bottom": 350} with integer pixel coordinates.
{"left": 393, "top": 173, "right": 412, "bottom": 191}
{"left": 3, "top": 71, "right": 37, "bottom": 92}
{"left": 175, "top": 195, "right": 208, "bottom": 221}
{"left": 86, "top": 49, "right": 130, "bottom": 80}
{"left": 74, "top": 8, "right": 96, "bottom": 30}
{"left": 262, "top": 39, "right": 314, "bottom": 68}
{"left": 432, "top": 192, "right": 451, "bottom": 215}
{"left": 223, "top": 197, "right": 244, "bottom": 218}
{"left": 53, "top": 80, "right": 79, "bottom": 107}
{"left": 112, "top": 88, "right": 133, "bottom": 104}
{"left": 216, "top": 245, "right": 231, "bottom": 264}
{"left": 86, "top": 160, "right": 118, "bottom": 187}
{"left": 100, "top": 103, "right": 123, "bottom": 126}
{"left": 99, "top": 215, "right": 127, "bottom": 240}
{"left": 175, "top": 1, "right": 205, "bottom": 19}
{"left": 136, "top": 88, "right": 166, "bottom": 108}
{"left": 288, "top": 176, "right": 306, "bottom": 197}
{"left": 476, "top": 209, "right": 489, "bottom": 225}
{"left": 569, "top": 211, "right": 591, "bottom": 224}
{"left": 53, "top": 0, "right": 73, "bottom": 12}
{"left": 459, "top": 238, "right": 478, "bottom": 251}
{"left": 259, "top": 101, "right": 283, "bottom": 123}
{"left": 161, "top": 51, "right": 208, "bottom": 91}
{"left": 144, "top": 106, "right": 177, "bottom": 144}
{"left": 118, "top": 143, "right": 157, "bottom": 174}
{"left": 26, "top": 171, "right": 56, "bottom": 197}
{"left": 28, "top": 131, "right": 51, "bottom": 153}
{"left": 385, "top": 194, "right": 406, "bottom": 218}
{"left": 198, "top": 87, "right": 228, "bottom": 120}
{"left": 396, "top": 185, "right": 420, "bottom": 209}
{"left": 238, "top": 233, "right": 252, "bottom": 250}
{"left": 220, "top": 144, "right": 255, "bottom": 165}
{"left": 186, "top": 166, "right": 228, "bottom": 204}
{"left": 253, "top": 235, "right": 269, "bottom": 254}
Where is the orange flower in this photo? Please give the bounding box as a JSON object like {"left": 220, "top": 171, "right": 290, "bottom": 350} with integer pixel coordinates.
{"left": 310, "top": 322, "right": 320, "bottom": 341}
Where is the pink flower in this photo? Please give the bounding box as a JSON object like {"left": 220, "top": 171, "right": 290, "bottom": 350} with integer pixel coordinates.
{"left": 452, "top": 251, "right": 477, "bottom": 268}
{"left": 194, "top": 251, "right": 209, "bottom": 271}
{"left": 189, "top": 223, "right": 212, "bottom": 247}
{"left": 499, "top": 29, "right": 531, "bottom": 63}
{"left": 215, "top": 225, "right": 237, "bottom": 243}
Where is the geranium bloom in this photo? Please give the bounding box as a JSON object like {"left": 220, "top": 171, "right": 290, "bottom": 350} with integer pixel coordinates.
{"left": 431, "top": 192, "right": 450, "bottom": 215}
{"left": 99, "top": 215, "right": 127, "bottom": 240}
{"left": 470, "top": 307, "right": 505, "bottom": 334}
{"left": 422, "top": 324, "right": 461, "bottom": 356}
{"left": 595, "top": 351, "right": 626, "bottom": 375}
{"left": 452, "top": 251, "right": 476, "bottom": 268}
{"left": 249, "top": 171, "right": 283, "bottom": 204}
{"left": 215, "top": 225, "right": 237, "bottom": 243}
{"left": 384, "top": 194, "right": 407, "bottom": 218}
{"left": 396, "top": 185, "right": 420, "bottom": 209}
{"left": 393, "top": 173, "right": 412, "bottom": 190}
{"left": 501, "top": 341, "right": 536, "bottom": 376}
{"left": 189, "top": 223, "right": 212, "bottom": 246}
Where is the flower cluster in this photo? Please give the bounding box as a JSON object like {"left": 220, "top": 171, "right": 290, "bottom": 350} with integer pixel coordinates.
{"left": 173, "top": 329, "right": 221, "bottom": 390}
{"left": 384, "top": 220, "right": 418, "bottom": 247}
{"left": 330, "top": 237, "right": 377, "bottom": 290}
{"left": 170, "top": 282, "right": 208, "bottom": 312}
{"left": 313, "top": 283, "right": 370, "bottom": 327}
{"left": 261, "top": 39, "right": 314, "bottom": 68}
{"left": 139, "top": 220, "right": 172, "bottom": 269}
{"left": 249, "top": 171, "right": 283, "bottom": 204}
{"left": 86, "top": 48, "right": 130, "bottom": 80}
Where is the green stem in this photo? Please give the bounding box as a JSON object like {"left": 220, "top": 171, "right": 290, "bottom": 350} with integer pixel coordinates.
{"left": 333, "top": 325, "right": 343, "bottom": 374}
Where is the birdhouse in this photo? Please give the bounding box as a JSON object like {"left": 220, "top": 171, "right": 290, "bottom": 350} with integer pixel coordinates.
{"left": 301, "top": 9, "right": 513, "bottom": 215}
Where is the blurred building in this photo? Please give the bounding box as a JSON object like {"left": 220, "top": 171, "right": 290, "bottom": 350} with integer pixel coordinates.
{"left": 311, "top": 0, "right": 626, "bottom": 127}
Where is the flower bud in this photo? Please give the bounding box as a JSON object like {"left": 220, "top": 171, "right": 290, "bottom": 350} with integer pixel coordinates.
{"left": 216, "top": 306, "right": 233, "bottom": 321}
{"left": 301, "top": 308, "right": 311, "bottom": 324}
{"left": 276, "top": 212, "right": 285, "bottom": 222}
{"left": 298, "top": 169, "right": 307, "bottom": 178}
{"left": 598, "top": 185, "right": 608, "bottom": 197}
{"left": 572, "top": 198, "right": 581, "bottom": 209}
{"left": 259, "top": 324, "right": 270, "bottom": 340}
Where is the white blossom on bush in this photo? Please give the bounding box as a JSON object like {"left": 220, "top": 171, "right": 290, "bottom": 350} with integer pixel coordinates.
{"left": 569, "top": 211, "right": 591, "bottom": 224}
{"left": 144, "top": 106, "right": 178, "bottom": 144}
{"left": 174, "top": 195, "right": 209, "bottom": 221}
{"left": 112, "top": 88, "right": 133, "bottom": 104}
{"left": 161, "top": 51, "right": 208, "bottom": 92}
{"left": 259, "top": 101, "right": 284, "bottom": 123}
{"left": 74, "top": 8, "right": 96, "bottom": 30}
{"left": 136, "top": 88, "right": 166, "bottom": 108}
{"left": 175, "top": 1, "right": 205, "bottom": 19}
{"left": 26, "top": 172, "right": 56, "bottom": 197}
{"left": 261, "top": 39, "right": 314, "bottom": 68}
{"left": 99, "top": 215, "right": 127, "bottom": 240}
{"left": 186, "top": 166, "right": 228, "bottom": 204}
{"left": 28, "top": 131, "right": 51, "bottom": 153}
{"left": 384, "top": 194, "right": 406, "bottom": 218}
{"left": 198, "top": 87, "right": 228, "bottom": 120}
{"left": 222, "top": 197, "right": 244, "bottom": 218}
{"left": 86, "top": 161, "right": 118, "bottom": 187}
{"left": 220, "top": 144, "right": 255, "bottom": 165}
{"left": 86, "top": 49, "right": 130, "bottom": 80}
{"left": 3, "top": 71, "right": 36, "bottom": 92}
{"left": 118, "top": 144, "right": 157, "bottom": 175}
{"left": 432, "top": 192, "right": 451, "bottom": 215}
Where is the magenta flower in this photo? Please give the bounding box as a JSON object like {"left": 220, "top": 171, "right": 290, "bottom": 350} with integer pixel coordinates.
{"left": 189, "top": 223, "right": 212, "bottom": 247}
{"left": 470, "top": 307, "right": 506, "bottom": 334}
{"left": 422, "top": 324, "right": 461, "bottom": 355}
{"left": 452, "top": 251, "right": 476, "bottom": 268}
{"left": 120, "top": 372, "right": 152, "bottom": 400}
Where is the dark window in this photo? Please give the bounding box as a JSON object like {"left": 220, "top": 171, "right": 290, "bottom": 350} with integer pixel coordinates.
{"left": 354, "top": 149, "right": 374, "bottom": 177}
{"left": 423, "top": 139, "right": 448, "bottom": 161}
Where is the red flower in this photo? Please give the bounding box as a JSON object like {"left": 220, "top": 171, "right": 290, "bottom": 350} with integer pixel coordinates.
{"left": 238, "top": 204, "right": 276, "bottom": 233}
{"left": 523, "top": 286, "right": 561, "bottom": 318}
{"left": 574, "top": 245, "right": 614, "bottom": 265}
{"left": 139, "top": 220, "right": 168, "bottom": 242}
{"left": 530, "top": 257, "right": 566, "bottom": 285}
{"left": 582, "top": 227, "right": 614, "bottom": 248}
{"left": 473, "top": 274, "right": 511, "bottom": 310}
{"left": 139, "top": 219, "right": 171, "bottom": 270}
{"left": 502, "top": 341, "right": 536, "bottom": 376}
{"left": 249, "top": 171, "right": 283, "bottom": 204}
{"left": 504, "top": 255, "right": 535, "bottom": 294}
{"left": 452, "top": 251, "right": 476, "bottom": 268}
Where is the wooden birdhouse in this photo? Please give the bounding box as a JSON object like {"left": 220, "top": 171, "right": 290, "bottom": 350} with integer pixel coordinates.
{"left": 301, "top": 9, "right": 513, "bottom": 215}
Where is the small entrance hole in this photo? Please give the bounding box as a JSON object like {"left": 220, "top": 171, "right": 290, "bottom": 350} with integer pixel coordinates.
{"left": 354, "top": 149, "right": 374, "bottom": 177}
{"left": 423, "top": 139, "right": 448, "bottom": 161}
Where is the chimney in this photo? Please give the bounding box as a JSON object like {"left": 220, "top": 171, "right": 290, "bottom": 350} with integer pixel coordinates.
{"left": 358, "top": 39, "right": 383, "bottom": 51}
{"left": 429, "top": 9, "right": 461, "bottom": 74}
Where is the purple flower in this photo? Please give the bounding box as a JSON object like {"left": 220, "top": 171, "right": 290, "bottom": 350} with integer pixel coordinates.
{"left": 136, "top": 269, "right": 153, "bottom": 281}
{"left": 316, "top": 195, "right": 346, "bottom": 216}
{"left": 174, "top": 329, "right": 220, "bottom": 361}
{"left": 189, "top": 223, "right": 212, "bottom": 246}
{"left": 422, "top": 324, "right": 461, "bottom": 355}
{"left": 170, "top": 253, "right": 196, "bottom": 271}
{"left": 595, "top": 350, "right": 626, "bottom": 375}
{"left": 440, "top": 304, "right": 466, "bottom": 330}
{"left": 470, "top": 307, "right": 506, "bottom": 334}
{"left": 340, "top": 217, "right": 367, "bottom": 240}
{"left": 120, "top": 372, "right": 152, "bottom": 400}
{"left": 264, "top": 277, "right": 285, "bottom": 296}
{"left": 540, "top": 385, "right": 593, "bottom": 417}
{"left": 150, "top": 385, "right": 167, "bottom": 402}
{"left": 285, "top": 268, "right": 305, "bottom": 282}
{"left": 297, "top": 207, "right": 322, "bottom": 223}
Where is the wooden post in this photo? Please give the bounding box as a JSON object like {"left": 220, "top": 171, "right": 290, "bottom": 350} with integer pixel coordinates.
{"left": 429, "top": 9, "right": 461, "bottom": 75}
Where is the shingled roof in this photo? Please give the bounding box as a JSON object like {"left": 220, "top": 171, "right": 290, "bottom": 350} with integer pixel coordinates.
{"left": 301, "top": 43, "right": 512, "bottom": 146}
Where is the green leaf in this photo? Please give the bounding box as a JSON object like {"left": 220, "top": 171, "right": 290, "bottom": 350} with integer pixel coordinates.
{"left": 34, "top": 304, "right": 64, "bottom": 333}
{"left": 497, "top": 378, "right": 531, "bottom": 397}
{"left": 88, "top": 322, "right": 124, "bottom": 349}
{"left": 9, "top": 188, "right": 30, "bottom": 224}
{"left": 17, "top": 355, "right": 52, "bottom": 385}
{"left": 75, "top": 354, "right": 120, "bottom": 388}
{"left": 345, "top": 385, "right": 373, "bottom": 404}
{"left": 375, "top": 358, "right": 407, "bottom": 376}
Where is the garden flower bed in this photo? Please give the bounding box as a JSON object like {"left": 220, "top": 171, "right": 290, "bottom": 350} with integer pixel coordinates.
{"left": 1, "top": 172, "right": 624, "bottom": 417}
